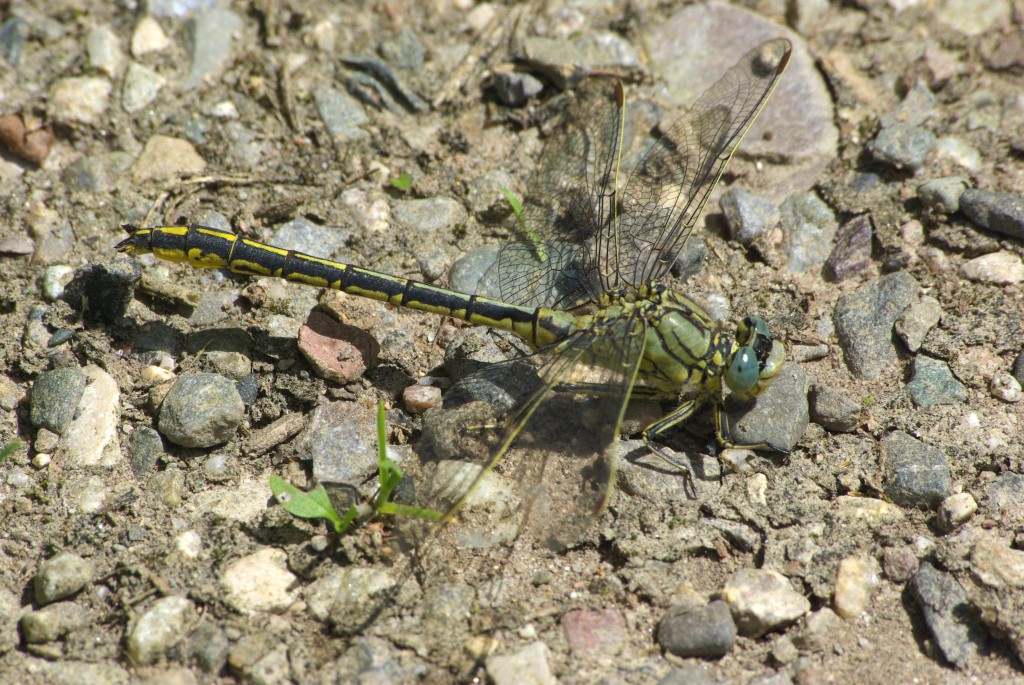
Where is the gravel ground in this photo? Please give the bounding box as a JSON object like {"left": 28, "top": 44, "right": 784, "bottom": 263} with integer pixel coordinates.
{"left": 1, "top": 1, "right": 1024, "bottom": 683}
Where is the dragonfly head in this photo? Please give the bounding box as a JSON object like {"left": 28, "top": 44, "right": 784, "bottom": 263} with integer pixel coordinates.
{"left": 724, "top": 315, "right": 784, "bottom": 398}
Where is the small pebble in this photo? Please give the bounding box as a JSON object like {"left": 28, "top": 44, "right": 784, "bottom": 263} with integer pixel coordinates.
{"left": 41, "top": 265, "right": 75, "bottom": 301}
{"left": 403, "top": 384, "right": 442, "bottom": 414}
{"left": 917, "top": 177, "right": 969, "bottom": 214}
{"left": 221, "top": 548, "right": 298, "bottom": 614}
{"left": 793, "top": 608, "right": 842, "bottom": 653}
{"left": 882, "top": 545, "right": 919, "bottom": 583}
{"left": 297, "top": 310, "right": 379, "bottom": 383}
{"left": 881, "top": 430, "right": 951, "bottom": 509}
{"left": 833, "top": 555, "right": 881, "bottom": 618}
{"left": 959, "top": 251, "right": 1024, "bottom": 285}
{"left": 868, "top": 122, "right": 936, "bottom": 171}
{"left": 48, "top": 77, "right": 112, "bottom": 126}
{"left": 824, "top": 214, "right": 873, "bottom": 282}
{"left": 131, "top": 134, "right": 206, "bottom": 181}
{"left": 131, "top": 16, "right": 171, "bottom": 56}
{"left": 657, "top": 600, "right": 737, "bottom": 657}
{"left": 87, "top": 24, "right": 124, "bottom": 77}
{"left": 561, "top": 608, "right": 627, "bottom": 660}
{"left": 20, "top": 602, "right": 89, "bottom": 643}
{"left": 157, "top": 373, "right": 245, "bottom": 448}
{"left": 937, "top": 492, "right": 978, "bottom": 532}
{"left": 990, "top": 372, "right": 1022, "bottom": 403}
{"left": 34, "top": 552, "right": 94, "bottom": 605}
{"left": 894, "top": 296, "right": 941, "bottom": 352}
{"left": 720, "top": 568, "right": 811, "bottom": 637}
{"left": 486, "top": 641, "right": 557, "bottom": 685}
{"left": 122, "top": 62, "right": 167, "bottom": 113}
{"left": 125, "top": 596, "right": 196, "bottom": 666}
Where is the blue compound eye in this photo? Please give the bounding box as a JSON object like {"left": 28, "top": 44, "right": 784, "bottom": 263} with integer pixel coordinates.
{"left": 726, "top": 346, "right": 759, "bottom": 393}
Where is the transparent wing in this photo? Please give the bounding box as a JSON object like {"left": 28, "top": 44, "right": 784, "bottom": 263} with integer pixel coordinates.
{"left": 403, "top": 310, "right": 646, "bottom": 552}
{"left": 614, "top": 38, "right": 791, "bottom": 286}
{"left": 491, "top": 39, "right": 790, "bottom": 306}
{"left": 492, "top": 80, "right": 628, "bottom": 309}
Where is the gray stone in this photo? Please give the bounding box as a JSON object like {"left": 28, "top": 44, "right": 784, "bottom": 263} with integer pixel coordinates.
{"left": 881, "top": 430, "right": 951, "bottom": 509}
{"left": 657, "top": 600, "right": 737, "bottom": 657}
{"left": 20, "top": 602, "right": 89, "bottom": 643}
{"left": 30, "top": 367, "right": 87, "bottom": 433}
{"left": 906, "top": 355, "right": 967, "bottom": 409}
{"left": 895, "top": 296, "right": 942, "bottom": 352}
{"left": 0, "top": 18, "right": 27, "bottom": 66}
{"left": 492, "top": 71, "right": 544, "bottom": 107}
{"left": 778, "top": 191, "right": 837, "bottom": 274}
{"left": 379, "top": 28, "right": 424, "bottom": 70}
{"left": 183, "top": 8, "right": 243, "bottom": 90}
{"left": 298, "top": 401, "right": 378, "bottom": 510}
{"left": 305, "top": 567, "right": 398, "bottom": 636}
{"left": 122, "top": 62, "right": 166, "bottom": 113}
{"left": 960, "top": 189, "right": 1024, "bottom": 241}
{"left": 157, "top": 373, "right": 245, "bottom": 448}
{"left": 833, "top": 271, "right": 919, "bottom": 379}
{"left": 313, "top": 84, "right": 369, "bottom": 140}
{"left": 189, "top": 621, "right": 230, "bottom": 674}
{"left": 721, "top": 188, "right": 779, "bottom": 246}
{"left": 911, "top": 562, "right": 985, "bottom": 667}
{"left": 392, "top": 197, "right": 468, "bottom": 236}
{"left": 824, "top": 214, "right": 873, "bottom": 282}
{"left": 868, "top": 122, "right": 937, "bottom": 171}
{"left": 644, "top": 3, "right": 837, "bottom": 202}
{"left": 520, "top": 32, "right": 640, "bottom": 89}
{"left": 724, "top": 362, "right": 809, "bottom": 452}
{"left": 271, "top": 216, "right": 351, "bottom": 260}
{"left": 808, "top": 384, "right": 859, "bottom": 433}
{"left": 124, "top": 596, "right": 196, "bottom": 665}
{"left": 129, "top": 425, "right": 164, "bottom": 478}
{"left": 34, "top": 552, "right": 93, "bottom": 605}
{"left": 918, "top": 177, "right": 970, "bottom": 214}
{"left": 450, "top": 244, "right": 500, "bottom": 298}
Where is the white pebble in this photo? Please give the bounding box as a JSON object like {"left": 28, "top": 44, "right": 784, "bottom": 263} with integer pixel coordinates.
{"left": 131, "top": 16, "right": 171, "bottom": 56}
{"left": 937, "top": 492, "right": 977, "bottom": 532}
{"left": 990, "top": 372, "right": 1022, "bottom": 403}
{"left": 959, "top": 251, "right": 1024, "bottom": 285}
{"left": 833, "top": 555, "right": 881, "bottom": 618}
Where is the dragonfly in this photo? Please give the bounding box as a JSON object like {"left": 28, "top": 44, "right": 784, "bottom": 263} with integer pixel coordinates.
{"left": 116, "top": 38, "right": 792, "bottom": 552}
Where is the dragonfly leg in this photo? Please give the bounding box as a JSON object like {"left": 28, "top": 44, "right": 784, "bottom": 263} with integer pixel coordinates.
{"left": 713, "top": 401, "right": 791, "bottom": 455}
{"left": 641, "top": 398, "right": 705, "bottom": 496}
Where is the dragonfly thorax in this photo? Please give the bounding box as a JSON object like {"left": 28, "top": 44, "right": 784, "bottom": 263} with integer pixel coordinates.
{"left": 627, "top": 286, "right": 784, "bottom": 402}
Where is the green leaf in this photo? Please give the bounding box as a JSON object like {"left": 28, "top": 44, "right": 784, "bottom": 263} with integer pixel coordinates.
{"left": 390, "top": 172, "right": 413, "bottom": 191}
{"left": 500, "top": 184, "right": 546, "bottom": 262}
{"left": 269, "top": 474, "right": 349, "bottom": 534}
{"left": 0, "top": 438, "right": 23, "bottom": 464}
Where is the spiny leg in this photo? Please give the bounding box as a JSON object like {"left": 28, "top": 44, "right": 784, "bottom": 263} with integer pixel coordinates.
{"left": 640, "top": 398, "right": 706, "bottom": 496}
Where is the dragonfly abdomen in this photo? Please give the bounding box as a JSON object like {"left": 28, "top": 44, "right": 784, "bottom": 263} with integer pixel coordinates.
{"left": 116, "top": 224, "right": 573, "bottom": 349}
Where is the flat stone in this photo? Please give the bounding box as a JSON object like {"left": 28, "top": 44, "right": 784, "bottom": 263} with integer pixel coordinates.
{"left": 486, "top": 641, "right": 557, "bottom": 685}
{"left": 131, "top": 16, "right": 171, "bottom": 56}
{"left": 122, "top": 61, "right": 166, "bottom": 113}
{"left": 48, "top": 76, "right": 111, "bottom": 125}
{"left": 297, "top": 310, "right": 379, "bottom": 383}
{"left": 132, "top": 134, "right": 205, "bottom": 181}
{"left": 724, "top": 362, "right": 809, "bottom": 452}
{"left": 911, "top": 562, "right": 985, "bottom": 667}
{"left": 561, "top": 609, "right": 627, "bottom": 660}
{"left": 906, "top": 355, "right": 967, "bottom": 409}
{"left": 895, "top": 296, "right": 942, "bottom": 352}
{"left": 644, "top": 2, "right": 837, "bottom": 202}
{"left": 869, "top": 122, "right": 937, "bottom": 171}
{"left": 721, "top": 568, "right": 810, "bottom": 637}
{"left": 221, "top": 548, "right": 298, "bottom": 615}
{"left": 960, "top": 189, "right": 1024, "bottom": 241}
{"left": 808, "top": 384, "right": 860, "bottom": 433}
{"left": 183, "top": 8, "right": 243, "bottom": 90}
{"left": 918, "top": 177, "right": 970, "bottom": 214}
{"left": 824, "top": 214, "right": 873, "bottom": 282}
{"left": 59, "top": 365, "right": 122, "bottom": 469}
{"left": 721, "top": 188, "right": 779, "bottom": 246}
{"left": 881, "top": 430, "right": 951, "bottom": 509}
{"left": 87, "top": 24, "right": 124, "bottom": 77}
{"left": 834, "top": 271, "right": 919, "bottom": 380}
{"left": 657, "top": 600, "right": 737, "bottom": 657}
{"left": 959, "top": 250, "right": 1024, "bottom": 285}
